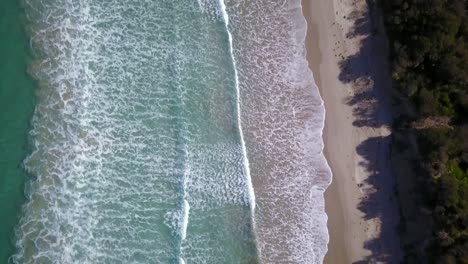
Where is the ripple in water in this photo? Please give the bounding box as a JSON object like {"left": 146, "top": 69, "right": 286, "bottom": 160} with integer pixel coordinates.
{"left": 225, "top": 0, "right": 332, "bottom": 263}
{"left": 13, "top": 0, "right": 257, "bottom": 263}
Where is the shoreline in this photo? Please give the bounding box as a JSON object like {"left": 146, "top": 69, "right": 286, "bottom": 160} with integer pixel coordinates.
{"left": 302, "top": 0, "right": 402, "bottom": 262}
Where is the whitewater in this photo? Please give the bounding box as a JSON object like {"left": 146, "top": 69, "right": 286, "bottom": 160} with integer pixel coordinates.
{"left": 223, "top": 0, "right": 332, "bottom": 262}
{"left": 11, "top": 0, "right": 331, "bottom": 263}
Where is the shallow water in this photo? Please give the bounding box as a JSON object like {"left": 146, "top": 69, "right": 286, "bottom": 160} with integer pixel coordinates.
{"left": 11, "top": 0, "right": 331, "bottom": 263}
{"left": 13, "top": 1, "right": 256, "bottom": 263}
{"left": 226, "top": 0, "right": 331, "bottom": 262}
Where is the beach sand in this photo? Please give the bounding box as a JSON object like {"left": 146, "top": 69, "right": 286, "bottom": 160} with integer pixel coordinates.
{"left": 302, "top": 0, "right": 402, "bottom": 262}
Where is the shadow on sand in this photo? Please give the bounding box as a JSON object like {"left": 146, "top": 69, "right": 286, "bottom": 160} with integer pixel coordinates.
{"left": 353, "top": 135, "right": 400, "bottom": 264}
{"left": 336, "top": 0, "right": 402, "bottom": 263}
{"left": 338, "top": 0, "right": 391, "bottom": 129}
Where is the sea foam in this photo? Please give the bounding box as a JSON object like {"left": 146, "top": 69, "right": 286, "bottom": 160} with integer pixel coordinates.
{"left": 13, "top": 0, "right": 258, "bottom": 263}
{"left": 13, "top": 0, "right": 330, "bottom": 263}
{"left": 224, "top": 0, "right": 332, "bottom": 262}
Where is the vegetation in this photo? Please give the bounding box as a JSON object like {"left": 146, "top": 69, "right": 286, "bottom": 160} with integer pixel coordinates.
{"left": 382, "top": 0, "right": 468, "bottom": 262}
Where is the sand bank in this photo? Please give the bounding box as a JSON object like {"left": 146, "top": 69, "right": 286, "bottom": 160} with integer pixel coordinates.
{"left": 302, "top": 0, "right": 402, "bottom": 262}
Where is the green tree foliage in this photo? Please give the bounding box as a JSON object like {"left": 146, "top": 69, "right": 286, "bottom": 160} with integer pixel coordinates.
{"left": 383, "top": 0, "right": 468, "bottom": 262}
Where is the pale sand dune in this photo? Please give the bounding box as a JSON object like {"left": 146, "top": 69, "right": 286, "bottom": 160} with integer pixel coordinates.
{"left": 302, "top": 0, "right": 402, "bottom": 262}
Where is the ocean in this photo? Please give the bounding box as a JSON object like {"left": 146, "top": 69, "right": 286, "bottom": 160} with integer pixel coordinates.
{"left": 0, "top": 0, "right": 36, "bottom": 262}
{"left": 9, "top": 0, "right": 331, "bottom": 263}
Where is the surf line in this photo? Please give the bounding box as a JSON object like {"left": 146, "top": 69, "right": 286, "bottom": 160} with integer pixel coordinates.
{"left": 179, "top": 139, "right": 191, "bottom": 263}
{"left": 218, "top": 0, "right": 260, "bottom": 257}
{"left": 179, "top": 199, "right": 190, "bottom": 264}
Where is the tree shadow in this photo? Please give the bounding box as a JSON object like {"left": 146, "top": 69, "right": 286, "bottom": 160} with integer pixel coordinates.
{"left": 353, "top": 135, "right": 401, "bottom": 263}
{"left": 337, "top": 0, "right": 393, "bottom": 129}
{"left": 334, "top": 0, "right": 402, "bottom": 263}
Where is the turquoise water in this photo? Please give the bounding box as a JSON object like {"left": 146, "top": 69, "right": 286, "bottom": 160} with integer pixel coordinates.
{"left": 11, "top": 0, "right": 331, "bottom": 263}
{"left": 0, "top": 0, "right": 35, "bottom": 262}
{"left": 12, "top": 0, "right": 256, "bottom": 263}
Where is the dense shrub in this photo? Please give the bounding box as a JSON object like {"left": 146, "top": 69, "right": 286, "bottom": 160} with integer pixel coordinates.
{"left": 382, "top": 0, "right": 468, "bottom": 262}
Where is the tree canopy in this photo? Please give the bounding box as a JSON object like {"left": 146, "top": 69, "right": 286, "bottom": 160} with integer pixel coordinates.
{"left": 383, "top": 0, "right": 468, "bottom": 262}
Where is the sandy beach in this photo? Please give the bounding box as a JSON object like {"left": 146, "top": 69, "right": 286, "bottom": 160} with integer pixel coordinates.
{"left": 302, "top": 0, "right": 402, "bottom": 262}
